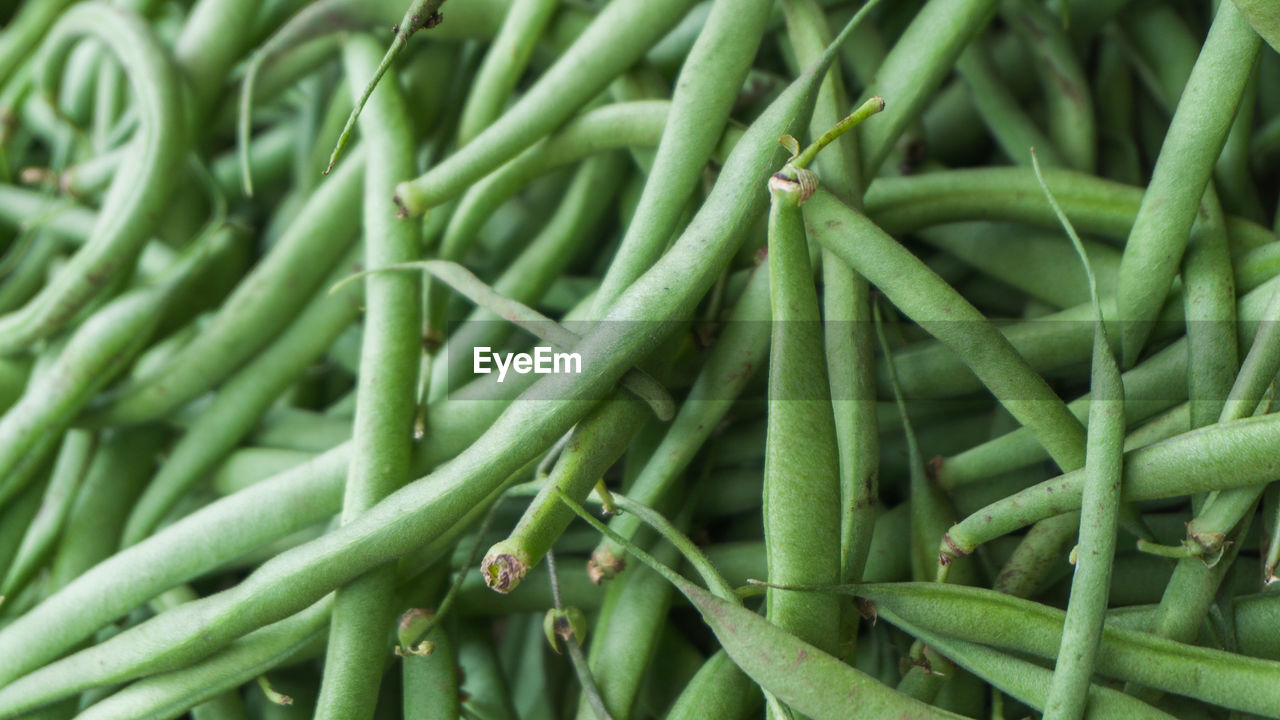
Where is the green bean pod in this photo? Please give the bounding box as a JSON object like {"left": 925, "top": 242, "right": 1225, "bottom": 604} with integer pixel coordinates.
{"left": 88, "top": 152, "right": 364, "bottom": 425}
{"left": 779, "top": 0, "right": 879, "bottom": 587}
{"left": 1114, "top": 0, "right": 1261, "bottom": 365}
{"left": 1035, "top": 159, "right": 1126, "bottom": 720}
{"left": 75, "top": 598, "right": 331, "bottom": 720}
{"left": 394, "top": 0, "right": 698, "bottom": 215}
{"left": 313, "top": 34, "right": 423, "bottom": 720}
{"left": 455, "top": 0, "right": 558, "bottom": 146}
{"left": 860, "top": 582, "right": 1280, "bottom": 717}
{"left": 804, "top": 189, "right": 1087, "bottom": 474}
{"left": 856, "top": 0, "right": 997, "bottom": 176}
{"left": 941, "top": 411, "right": 1280, "bottom": 562}
{"left": 121, "top": 258, "right": 362, "bottom": 546}
{"left": 0, "top": 3, "right": 186, "bottom": 353}
{"left": 881, "top": 608, "right": 1176, "bottom": 720}
{"left": 763, "top": 171, "right": 842, "bottom": 658}
{"left": 591, "top": 0, "right": 772, "bottom": 315}
{"left": 0, "top": 429, "right": 93, "bottom": 598}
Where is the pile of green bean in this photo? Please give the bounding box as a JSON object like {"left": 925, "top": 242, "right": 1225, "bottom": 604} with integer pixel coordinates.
{"left": 3, "top": 0, "right": 1280, "bottom": 718}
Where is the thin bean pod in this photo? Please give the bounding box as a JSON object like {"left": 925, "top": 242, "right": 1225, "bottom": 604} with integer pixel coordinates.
{"left": 0, "top": 428, "right": 93, "bottom": 597}
{"left": 779, "top": 0, "right": 879, "bottom": 588}
{"left": 1033, "top": 154, "right": 1125, "bottom": 720}
{"left": 804, "top": 189, "right": 1087, "bottom": 474}
{"left": 879, "top": 607, "right": 1176, "bottom": 720}
{"left": 0, "top": 3, "right": 185, "bottom": 353}
{"left": 859, "top": 582, "right": 1280, "bottom": 716}
{"left": 1114, "top": 0, "right": 1261, "bottom": 364}
{"left": 88, "top": 153, "right": 364, "bottom": 425}
{"left": 121, "top": 256, "right": 362, "bottom": 546}
{"left": 855, "top": 0, "right": 997, "bottom": 176}
{"left": 313, "top": 35, "right": 422, "bottom": 720}
{"left": 940, "top": 412, "right": 1280, "bottom": 562}
{"left": 394, "top": 0, "right": 699, "bottom": 215}
{"left": 454, "top": 0, "right": 558, "bottom": 147}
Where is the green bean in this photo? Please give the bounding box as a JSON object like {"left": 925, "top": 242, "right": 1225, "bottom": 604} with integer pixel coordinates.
{"left": 863, "top": 167, "right": 1274, "bottom": 255}
{"left": 48, "top": 426, "right": 166, "bottom": 592}
{"left": 1216, "top": 63, "right": 1265, "bottom": 224}
{"left": 859, "top": 582, "right": 1280, "bottom": 716}
{"left": 804, "top": 189, "right": 1087, "bottom": 473}
{"left": 122, "top": 256, "right": 361, "bottom": 546}
{"left": 394, "top": 0, "right": 699, "bottom": 216}
{"left": 954, "top": 36, "right": 1062, "bottom": 168}
{"left": 881, "top": 608, "right": 1177, "bottom": 720}
{"left": 762, "top": 157, "right": 842, "bottom": 663}
{"left": 591, "top": 0, "right": 771, "bottom": 316}
{"left": 482, "top": 396, "right": 648, "bottom": 593}
{"left": 1231, "top": 0, "right": 1280, "bottom": 53}
{"left": 402, "top": 606, "right": 460, "bottom": 720}
{"left": 1033, "top": 153, "right": 1125, "bottom": 720}
{"left": 940, "top": 411, "right": 1280, "bottom": 562}
{"left": 663, "top": 649, "right": 761, "bottom": 720}
{"left": 313, "top": 34, "right": 422, "bottom": 720}
{"left": 590, "top": 262, "right": 769, "bottom": 571}
{"left": 856, "top": 0, "right": 997, "bottom": 176}
{"left": 779, "top": 0, "right": 879, "bottom": 589}
{"left": 1114, "top": 0, "right": 1261, "bottom": 365}
{"left": 0, "top": 3, "right": 185, "bottom": 353}
{"left": 455, "top": 0, "right": 557, "bottom": 146}
{"left": 574, "top": 532, "right": 680, "bottom": 720}
{"left": 75, "top": 597, "right": 330, "bottom": 720}
{"left": 1003, "top": 0, "right": 1095, "bottom": 172}
{"left": 0, "top": 229, "right": 228, "bottom": 507}
{"left": 557, "top": 492, "right": 964, "bottom": 720}
{"left": 1180, "top": 188, "right": 1238, "bottom": 431}
{"left": 88, "top": 153, "right": 364, "bottom": 425}
{"left": 0, "top": 428, "right": 93, "bottom": 598}
{"left": 0, "top": 17, "right": 866, "bottom": 710}
{"left": 173, "top": 0, "right": 258, "bottom": 116}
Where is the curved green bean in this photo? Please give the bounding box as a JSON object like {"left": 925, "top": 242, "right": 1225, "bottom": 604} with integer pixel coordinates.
{"left": 0, "top": 2, "right": 185, "bottom": 353}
